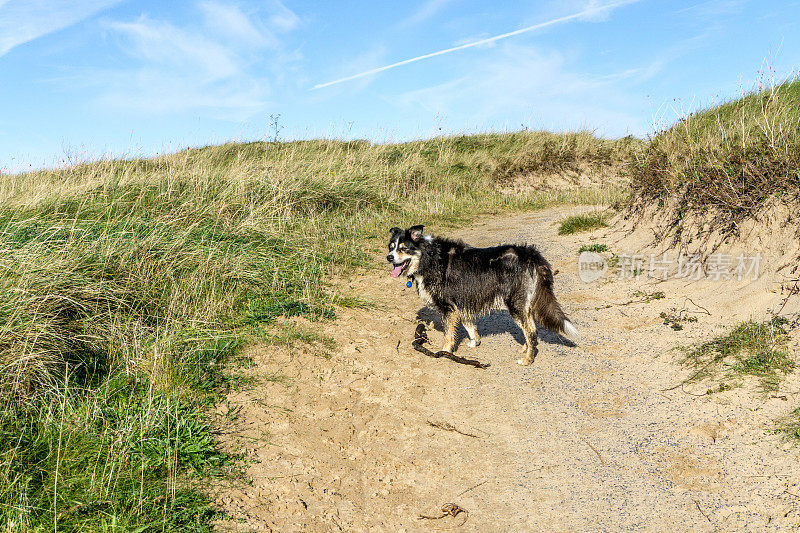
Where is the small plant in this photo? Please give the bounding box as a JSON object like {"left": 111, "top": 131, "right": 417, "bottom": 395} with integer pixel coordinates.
{"left": 558, "top": 213, "right": 608, "bottom": 235}
{"left": 660, "top": 309, "right": 697, "bottom": 330}
{"left": 268, "top": 113, "right": 283, "bottom": 143}
{"left": 633, "top": 290, "right": 665, "bottom": 303}
{"left": 706, "top": 382, "right": 734, "bottom": 395}
{"left": 579, "top": 243, "right": 608, "bottom": 253}
{"left": 682, "top": 317, "right": 794, "bottom": 392}
{"left": 777, "top": 408, "right": 800, "bottom": 443}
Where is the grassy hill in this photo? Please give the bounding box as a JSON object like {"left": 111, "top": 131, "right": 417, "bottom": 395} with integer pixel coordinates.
{"left": 0, "top": 131, "right": 630, "bottom": 530}
{"left": 628, "top": 79, "right": 800, "bottom": 225}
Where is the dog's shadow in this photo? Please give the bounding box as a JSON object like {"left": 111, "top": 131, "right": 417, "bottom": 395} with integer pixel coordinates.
{"left": 416, "top": 307, "right": 575, "bottom": 350}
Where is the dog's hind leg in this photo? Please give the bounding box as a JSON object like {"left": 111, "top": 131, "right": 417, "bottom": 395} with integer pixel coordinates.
{"left": 441, "top": 307, "right": 460, "bottom": 353}
{"left": 517, "top": 318, "right": 538, "bottom": 366}
{"left": 462, "top": 319, "right": 481, "bottom": 348}
{"left": 508, "top": 303, "right": 538, "bottom": 366}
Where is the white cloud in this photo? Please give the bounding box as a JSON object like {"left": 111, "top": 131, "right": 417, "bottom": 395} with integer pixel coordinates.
{"left": 675, "top": 0, "right": 746, "bottom": 17}
{"left": 94, "top": 70, "right": 270, "bottom": 118}
{"left": 267, "top": 0, "right": 300, "bottom": 32}
{"left": 0, "top": 0, "right": 121, "bottom": 57}
{"left": 452, "top": 33, "right": 497, "bottom": 49}
{"left": 393, "top": 44, "right": 655, "bottom": 136}
{"left": 399, "top": 0, "right": 454, "bottom": 27}
{"left": 89, "top": 1, "right": 302, "bottom": 118}
{"left": 313, "top": 0, "right": 642, "bottom": 89}
{"left": 311, "top": 45, "right": 388, "bottom": 97}
{"left": 199, "top": 1, "right": 277, "bottom": 48}
{"left": 110, "top": 17, "right": 241, "bottom": 80}
{"left": 577, "top": 0, "right": 619, "bottom": 22}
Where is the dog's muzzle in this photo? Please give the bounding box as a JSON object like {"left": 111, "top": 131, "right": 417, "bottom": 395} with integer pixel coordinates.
{"left": 389, "top": 259, "right": 410, "bottom": 278}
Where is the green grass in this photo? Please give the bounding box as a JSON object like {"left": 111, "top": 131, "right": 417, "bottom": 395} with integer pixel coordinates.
{"left": 632, "top": 290, "right": 665, "bottom": 303}
{"left": 578, "top": 243, "right": 608, "bottom": 253}
{"left": 628, "top": 78, "right": 800, "bottom": 227}
{"left": 777, "top": 408, "right": 800, "bottom": 443}
{"left": 0, "top": 130, "right": 627, "bottom": 529}
{"left": 489, "top": 131, "right": 640, "bottom": 183}
{"left": 0, "top": 380, "right": 228, "bottom": 531}
{"left": 682, "top": 317, "right": 795, "bottom": 393}
{"left": 558, "top": 213, "right": 608, "bottom": 235}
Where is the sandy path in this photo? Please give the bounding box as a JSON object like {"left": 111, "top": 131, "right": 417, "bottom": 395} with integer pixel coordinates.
{"left": 213, "top": 206, "right": 800, "bottom": 532}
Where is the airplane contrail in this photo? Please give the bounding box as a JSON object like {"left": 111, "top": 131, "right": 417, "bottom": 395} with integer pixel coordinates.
{"left": 312, "top": 0, "right": 640, "bottom": 90}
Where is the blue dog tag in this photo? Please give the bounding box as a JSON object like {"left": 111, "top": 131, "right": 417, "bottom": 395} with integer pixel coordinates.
{"left": 407, "top": 280, "right": 413, "bottom": 288}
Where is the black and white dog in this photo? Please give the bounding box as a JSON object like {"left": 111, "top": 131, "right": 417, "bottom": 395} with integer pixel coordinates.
{"left": 388, "top": 225, "right": 577, "bottom": 365}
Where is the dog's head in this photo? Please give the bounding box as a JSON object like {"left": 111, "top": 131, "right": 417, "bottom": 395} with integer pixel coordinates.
{"left": 387, "top": 225, "right": 426, "bottom": 278}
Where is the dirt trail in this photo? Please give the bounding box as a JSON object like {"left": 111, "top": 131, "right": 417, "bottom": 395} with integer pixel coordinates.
{"left": 213, "top": 206, "right": 800, "bottom": 532}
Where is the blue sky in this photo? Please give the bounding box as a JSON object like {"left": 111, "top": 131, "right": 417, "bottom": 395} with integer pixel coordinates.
{"left": 1, "top": 0, "right": 798, "bottom": 172}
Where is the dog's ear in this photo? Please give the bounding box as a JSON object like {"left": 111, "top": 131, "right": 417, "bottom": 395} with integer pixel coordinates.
{"left": 409, "top": 225, "right": 424, "bottom": 242}
{"left": 389, "top": 227, "right": 402, "bottom": 237}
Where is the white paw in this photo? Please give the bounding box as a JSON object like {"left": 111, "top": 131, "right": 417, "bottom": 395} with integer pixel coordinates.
{"left": 467, "top": 338, "right": 481, "bottom": 348}
{"left": 516, "top": 358, "right": 531, "bottom": 366}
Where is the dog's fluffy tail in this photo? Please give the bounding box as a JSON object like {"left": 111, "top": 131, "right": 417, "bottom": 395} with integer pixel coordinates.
{"left": 531, "top": 263, "right": 579, "bottom": 341}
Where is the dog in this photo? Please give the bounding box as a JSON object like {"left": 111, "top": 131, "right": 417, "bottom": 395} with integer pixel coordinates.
{"left": 387, "top": 225, "right": 578, "bottom": 365}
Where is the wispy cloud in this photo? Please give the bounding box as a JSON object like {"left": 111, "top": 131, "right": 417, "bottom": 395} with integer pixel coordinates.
{"left": 110, "top": 17, "right": 242, "bottom": 80}
{"left": 312, "top": 0, "right": 641, "bottom": 89}
{"left": 199, "top": 1, "right": 274, "bottom": 48}
{"left": 393, "top": 43, "right": 658, "bottom": 136}
{"left": 675, "top": 0, "right": 746, "bottom": 17}
{"left": 88, "top": 1, "right": 302, "bottom": 118}
{"left": 312, "top": 45, "right": 388, "bottom": 96}
{"left": 0, "top": 0, "right": 120, "bottom": 57}
{"left": 198, "top": 0, "right": 299, "bottom": 48}
{"left": 399, "top": 0, "right": 455, "bottom": 27}
{"left": 266, "top": 0, "right": 300, "bottom": 32}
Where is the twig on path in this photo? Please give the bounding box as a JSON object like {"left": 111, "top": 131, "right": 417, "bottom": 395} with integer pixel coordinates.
{"left": 427, "top": 419, "right": 480, "bottom": 438}
{"left": 455, "top": 479, "right": 488, "bottom": 498}
{"left": 579, "top": 436, "right": 606, "bottom": 466}
{"left": 660, "top": 359, "right": 716, "bottom": 392}
{"left": 412, "top": 323, "right": 490, "bottom": 369}
{"left": 693, "top": 499, "right": 711, "bottom": 522}
{"left": 783, "top": 483, "right": 800, "bottom": 499}
{"left": 418, "top": 503, "right": 469, "bottom": 529}
{"left": 683, "top": 297, "right": 711, "bottom": 316}
{"left": 776, "top": 280, "right": 800, "bottom": 317}
{"left": 677, "top": 383, "right": 710, "bottom": 397}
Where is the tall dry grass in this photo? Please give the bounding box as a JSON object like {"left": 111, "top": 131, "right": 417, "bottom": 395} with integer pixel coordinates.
{"left": 628, "top": 78, "right": 800, "bottom": 222}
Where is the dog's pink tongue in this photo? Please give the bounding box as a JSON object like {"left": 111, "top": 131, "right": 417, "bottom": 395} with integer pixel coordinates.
{"left": 390, "top": 264, "right": 404, "bottom": 278}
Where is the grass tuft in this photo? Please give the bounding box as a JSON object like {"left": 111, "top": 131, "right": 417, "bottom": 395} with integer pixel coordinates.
{"left": 777, "top": 408, "right": 800, "bottom": 443}
{"left": 558, "top": 213, "right": 608, "bottom": 235}
{"left": 682, "top": 317, "right": 795, "bottom": 392}
{"left": 578, "top": 243, "right": 608, "bottom": 253}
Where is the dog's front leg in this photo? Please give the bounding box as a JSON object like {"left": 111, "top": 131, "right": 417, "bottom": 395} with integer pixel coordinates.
{"left": 441, "top": 308, "right": 460, "bottom": 353}
{"left": 463, "top": 320, "right": 481, "bottom": 348}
